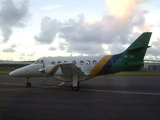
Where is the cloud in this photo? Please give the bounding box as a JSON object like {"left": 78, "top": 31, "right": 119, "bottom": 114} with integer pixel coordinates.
{"left": 59, "top": 42, "right": 67, "bottom": 51}
{"left": 49, "top": 47, "right": 57, "bottom": 51}
{"left": 41, "top": 4, "right": 62, "bottom": 10}
{"left": 34, "top": 0, "right": 151, "bottom": 55}
{"left": 34, "top": 17, "right": 62, "bottom": 44}
{"left": 3, "top": 48, "right": 15, "bottom": 52}
{"left": 20, "top": 52, "right": 35, "bottom": 60}
{"left": 11, "top": 44, "right": 17, "bottom": 48}
{"left": 0, "top": 0, "right": 30, "bottom": 43}
{"left": 2, "top": 44, "right": 16, "bottom": 52}
{"left": 61, "top": 25, "right": 74, "bottom": 28}
{"left": 147, "top": 36, "right": 160, "bottom": 56}
{"left": 105, "top": 0, "right": 147, "bottom": 19}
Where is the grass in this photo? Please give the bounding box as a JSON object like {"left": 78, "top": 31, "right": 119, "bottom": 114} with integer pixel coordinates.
{"left": 1, "top": 67, "right": 160, "bottom": 76}
{"left": 0, "top": 67, "right": 19, "bottom": 75}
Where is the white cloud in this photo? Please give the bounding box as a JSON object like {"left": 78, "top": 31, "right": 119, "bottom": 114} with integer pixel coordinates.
{"left": 1, "top": 0, "right": 158, "bottom": 61}
{"left": 34, "top": 0, "right": 150, "bottom": 55}
{"left": 3, "top": 48, "right": 15, "bottom": 52}
{"left": 41, "top": 4, "right": 62, "bottom": 10}
{"left": 34, "top": 17, "right": 62, "bottom": 44}
{"left": 49, "top": 47, "right": 57, "bottom": 51}
{"left": 105, "top": 0, "right": 147, "bottom": 19}
{"left": 0, "top": 0, "right": 30, "bottom": 43}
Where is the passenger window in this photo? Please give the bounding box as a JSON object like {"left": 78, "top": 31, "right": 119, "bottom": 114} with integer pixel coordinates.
{"left": 57, "top": 61, "right": 62, "bottom": 64}
{"left": 64, "top": 61, "right": 68, "bottom": 63}
{"left": 93, "top": 60, "right": 97, "bottom": 65}
{"left": 80, "top": 61, "right": 84, "bottom": 65}
{"left": 72, "top": 61, "right": 76, "bottom": 64}
{"left": 86, "top": 60, "right": 90, "bottom": 65}
{"left": 51, "top": 61, "right": 55, "bottom": 64}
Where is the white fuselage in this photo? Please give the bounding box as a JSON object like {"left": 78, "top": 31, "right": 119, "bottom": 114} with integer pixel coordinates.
{"left": 9, "top": 56, "right": 107, "bottom": 82}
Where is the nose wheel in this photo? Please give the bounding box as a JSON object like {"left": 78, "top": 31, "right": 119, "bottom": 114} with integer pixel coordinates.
{"left": 26, "top": 77, "right": 31, "bottom": 87}
{"left": 26, "top": 82, "right": 31, "bottom": 87}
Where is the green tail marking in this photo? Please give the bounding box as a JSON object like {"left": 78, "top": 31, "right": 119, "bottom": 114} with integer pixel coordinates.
{"left": 124, "top": 32, "right": 152, "bottom": 62}
{"left": 111, "top": 32, "right": 152, "bottom": 73}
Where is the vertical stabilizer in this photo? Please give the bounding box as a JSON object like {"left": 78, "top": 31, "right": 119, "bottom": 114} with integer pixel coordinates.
{"left": 111, "top": 32, "right": 152, "bottom": 72}
{"left": 124, "top": 32, "right": 152, "bottom": 62}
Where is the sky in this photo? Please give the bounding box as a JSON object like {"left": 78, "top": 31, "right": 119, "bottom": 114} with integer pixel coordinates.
{"left": 0, "top": 0, "right": 160, "bottom": 61}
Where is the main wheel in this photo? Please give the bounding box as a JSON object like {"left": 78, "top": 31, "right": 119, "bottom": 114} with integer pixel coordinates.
{"left": 71, "top": 82, "right": 80, "bottom": 91}
{"left": 26, "top": 82, "right": 31, "bottom": 87}
{"left": 71, "top": 86, "right": 79, "bottom": 91}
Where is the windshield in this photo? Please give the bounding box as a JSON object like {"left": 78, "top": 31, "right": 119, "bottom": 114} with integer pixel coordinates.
{"left": 34, "top": 60, "right": 44, "bottom": 64}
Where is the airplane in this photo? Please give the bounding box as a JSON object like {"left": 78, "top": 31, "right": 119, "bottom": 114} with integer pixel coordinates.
{"left": 9, "top": 32, "right": 152, "bottom": 91}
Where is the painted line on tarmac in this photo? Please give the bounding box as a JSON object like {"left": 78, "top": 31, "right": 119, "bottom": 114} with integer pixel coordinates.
{"left": 53, "top": 87, "right": 160, "bottom": 96}
{"left": 81, "top": 88, "right": 160, "bottom": 96}
{"left": 0, "top": 83, "right": 24, "bottom": 86}
{"left": 2, "top": 82, "right": 159, "bottom": 96}
{"left": 0, "top": 88, "right": 28, "bottom": 91}
{"left": 40, "top": 82, "right": 65, "bottom": 88}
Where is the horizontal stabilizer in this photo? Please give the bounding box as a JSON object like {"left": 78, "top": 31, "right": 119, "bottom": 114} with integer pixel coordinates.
{"left": 127, "top": 46, "right": 151, "bottom": 51}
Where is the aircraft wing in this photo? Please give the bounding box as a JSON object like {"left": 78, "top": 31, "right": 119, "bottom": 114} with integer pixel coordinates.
{"left": 60, "top": 63, "right": 85, "bottom": 76}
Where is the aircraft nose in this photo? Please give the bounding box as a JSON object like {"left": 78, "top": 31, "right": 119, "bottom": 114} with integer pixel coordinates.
{"left": 9, "top": 70, "right": 20, "bottom": 77}
{"left": 9, "top": 64, "right": 44, "bottom": 77}
{"left": 9, "top": 71, "right": 13, "bottom": 76}
{"left": 9, "top": 68, "right": 28, "bottom": 77}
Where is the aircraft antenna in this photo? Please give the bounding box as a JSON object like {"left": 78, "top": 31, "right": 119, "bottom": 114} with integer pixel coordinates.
{"left": 70, "top": 54, "right": 72, "bottom": 57}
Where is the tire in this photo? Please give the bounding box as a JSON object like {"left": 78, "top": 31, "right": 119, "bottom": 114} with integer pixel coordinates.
{"left": 26, "top": 82, "right": 31, "bottom": 87}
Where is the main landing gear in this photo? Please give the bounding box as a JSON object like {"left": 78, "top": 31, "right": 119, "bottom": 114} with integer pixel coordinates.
{"left": 26, "top": 77, "right": 31, "bottom": 87}
{"left": 71, "top": 74, "right": 80, "bottom": 91}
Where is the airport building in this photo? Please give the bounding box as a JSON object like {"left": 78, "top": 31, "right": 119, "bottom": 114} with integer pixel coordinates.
{"left": 144, "top": 60, "right": 160, "bottom": 71}
{"left": 0, "top": 60, "right": 34, "bottom": 67}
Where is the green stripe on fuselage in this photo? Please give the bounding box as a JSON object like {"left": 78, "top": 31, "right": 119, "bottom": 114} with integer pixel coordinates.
{"left": 49, "top": 65, "right": 60, "bottom": 75}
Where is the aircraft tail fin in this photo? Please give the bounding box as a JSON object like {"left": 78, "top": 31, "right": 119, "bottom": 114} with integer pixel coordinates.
{"left": 124, "top": 32, "right": 152, "bottom": 62}
{"left": 126, "top": 32, "right": 151, "bottom": 50}
{"left": 111, "top": 32, "right": 152, "bottom": 72}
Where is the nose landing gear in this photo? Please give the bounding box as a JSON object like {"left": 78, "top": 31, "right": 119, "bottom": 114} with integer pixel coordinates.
{"left": 26, "top": 82, "right": 31, "bottom": 87}
{"left": 26, "top": 77, "right": 31, "bottom": 87}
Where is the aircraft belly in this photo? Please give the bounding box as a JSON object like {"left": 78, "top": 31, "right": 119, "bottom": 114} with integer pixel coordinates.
{"left": 52, "top": 75, "right": 87, "bottom": 82}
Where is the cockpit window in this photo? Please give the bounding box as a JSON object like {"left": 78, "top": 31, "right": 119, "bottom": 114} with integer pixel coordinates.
{"left": 34, "top": 60, "right": 38, "bottom": 64}
{"left": 51, "top": 61, "right": 55, "bottom": 64}
{"left": 40, "top": 60, "right": 43, "bottom": 64}
{"left": 34, "top": 60, "right": 43, "bottom": 64}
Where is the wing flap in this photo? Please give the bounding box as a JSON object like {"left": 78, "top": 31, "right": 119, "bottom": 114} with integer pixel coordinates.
{"left": 60, "top": 63, "right": 85, "bottom": 76}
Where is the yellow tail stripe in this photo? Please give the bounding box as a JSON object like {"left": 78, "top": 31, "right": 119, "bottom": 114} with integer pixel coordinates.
{"left": 86, "top": 55, "right": 113, "bottom": 80}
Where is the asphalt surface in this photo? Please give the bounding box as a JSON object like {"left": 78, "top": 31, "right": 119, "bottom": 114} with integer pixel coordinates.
{"left": 0, "top": 75, "right": 160, "bottom": 120}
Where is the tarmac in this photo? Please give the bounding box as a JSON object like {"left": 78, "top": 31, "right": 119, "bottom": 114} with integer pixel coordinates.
{"left": 0, "top": 75, "right": 160, "bottom": 120}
